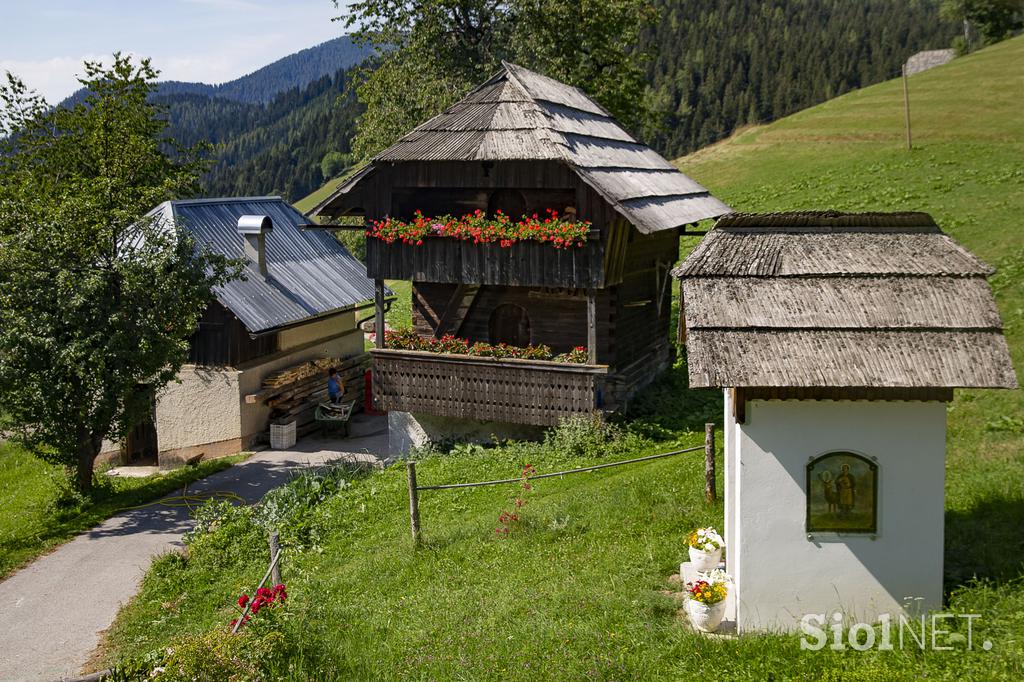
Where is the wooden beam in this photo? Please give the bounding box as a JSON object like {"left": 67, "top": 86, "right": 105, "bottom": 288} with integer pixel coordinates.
{"left": 586, "top": 289, "right": 597, "bottom": 364}
{"left": 374, "top": 279, "right": 386, "bottom": 348}
{"left": 434, "top": 284, "right": 481, "bottom": 338}
{"left": 677, "top": 280, "right": 687, "bottom": 345}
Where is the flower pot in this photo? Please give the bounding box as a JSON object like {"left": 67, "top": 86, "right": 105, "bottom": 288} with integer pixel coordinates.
{"left": 688, "top": 546, "right": 722, "bottom": 571}
{"left": 686, "top": 597, "right": 727, "bottom": 633}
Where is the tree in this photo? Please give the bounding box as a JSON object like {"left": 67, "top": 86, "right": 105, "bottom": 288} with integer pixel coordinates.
{"left": 334, "top": 0, "right": 656, "bottom": 159}
{"left": 0, "top": 55, "right": 236, "bottom": 492}
{"left": 321, "top": 150, "right": 354, "bottom": 180}
{"left": 941, "top": 0, "right": 1024, "bottom": 49}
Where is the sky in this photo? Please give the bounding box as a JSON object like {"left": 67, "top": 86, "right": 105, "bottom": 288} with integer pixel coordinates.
{"left": 0, "top": 0, "right": 354, "bottom": 104}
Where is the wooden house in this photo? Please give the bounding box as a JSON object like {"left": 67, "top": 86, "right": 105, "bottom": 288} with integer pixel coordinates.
{"left": 102, "top": 197, "right": 378, "bottom": 468}
{"left": 674, "top": 211, "right": 1018, "bottom": 632}
{"left": 310, "top": 62, "right": 729, "bottom": 446}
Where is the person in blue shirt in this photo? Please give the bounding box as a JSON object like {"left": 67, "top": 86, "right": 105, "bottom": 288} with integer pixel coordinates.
{"left": 327, "top": 367, "right": 344, "bottom": 404}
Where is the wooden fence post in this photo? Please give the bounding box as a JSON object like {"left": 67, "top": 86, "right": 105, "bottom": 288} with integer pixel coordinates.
{"left": 268, "top": 531, "right": 282, "bottom": 585}
{"left": 902, "top": 64, "right": 912, "bottom": 151}
{"left": 704, "top": 423, "right": 716, "bottom": 503}
{"left": 407, "top": 460, "right": 421, "bottom": 546}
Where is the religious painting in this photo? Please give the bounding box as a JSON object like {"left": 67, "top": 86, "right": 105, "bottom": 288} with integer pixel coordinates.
{"left": 806, "top": 452, "right": 878, "bottom": 534}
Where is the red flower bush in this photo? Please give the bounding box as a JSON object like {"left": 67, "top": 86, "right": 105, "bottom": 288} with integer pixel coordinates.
{"left": 384, "top": 330, "right": 588, "bottom": 364}
{"left": 496, "top": 463, "right": 537, "bottom": 537}
{"left": 230, "top": 583, "right": 287, "bottom": 630}
{"left": 367, "top": 208, "right": 590, "bottom": 249}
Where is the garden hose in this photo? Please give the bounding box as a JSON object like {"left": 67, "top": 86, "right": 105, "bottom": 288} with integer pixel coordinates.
{"left": 119, "top": 481, "right": 247, "bottom": 513}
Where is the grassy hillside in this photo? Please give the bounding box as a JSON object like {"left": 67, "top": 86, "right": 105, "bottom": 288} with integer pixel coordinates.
{"left": 97, "top": 39, "right": 1024, "bottom": 681}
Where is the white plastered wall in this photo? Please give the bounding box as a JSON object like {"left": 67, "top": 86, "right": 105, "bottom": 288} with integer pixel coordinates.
{"left": 723, "top": 389, "right": 738, "bottom": 578}
{"left": 155, "top": 311, "right": 364, "bottom": 456}
{"left": 154, "top": 365, "right": 242, "bottom": 452}
{"left": 731, "top": 398, "right": 946, "bottom": 632}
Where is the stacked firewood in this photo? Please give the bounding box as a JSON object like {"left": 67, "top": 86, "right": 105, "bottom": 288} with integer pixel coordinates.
{"left": 247, "top": 353, "right": 370, "bottom": 440}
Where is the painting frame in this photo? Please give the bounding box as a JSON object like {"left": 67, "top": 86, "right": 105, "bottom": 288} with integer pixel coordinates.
{"left": 805, "top": 451, "right": 878, "bottom": 535}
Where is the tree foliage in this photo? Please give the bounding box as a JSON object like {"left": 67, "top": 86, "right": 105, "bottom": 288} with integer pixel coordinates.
{"left": 0, "top": 55, "right": 236, "bottom": 491}
{"left": 941, "top": 0, "right": 1024, "bottom": 49}
{"left": 336, "top": 0, "right": 656, "bottom": 160}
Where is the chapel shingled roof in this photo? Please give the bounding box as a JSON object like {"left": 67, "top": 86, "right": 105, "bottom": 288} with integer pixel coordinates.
{"left": 674, "top": 212, "right": 1018, "bottom": 389}
{"left": 311, "top": 62, "right": 729, "bottom": 233}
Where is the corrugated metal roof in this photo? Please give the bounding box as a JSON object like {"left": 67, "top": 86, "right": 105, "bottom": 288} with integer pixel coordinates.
{"left": 675, "top": 212, "right": 1018, "bottom": 390}
{"left": 159, "top": 197, "right": 379, "bottom": 334}
{"left": 313, "top": 62, "right": 730, "bottom": 232}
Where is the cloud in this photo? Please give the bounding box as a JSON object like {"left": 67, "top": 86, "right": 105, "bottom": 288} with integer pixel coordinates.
{"left": 0, "top": 56, "right": 106, "bottom": 104}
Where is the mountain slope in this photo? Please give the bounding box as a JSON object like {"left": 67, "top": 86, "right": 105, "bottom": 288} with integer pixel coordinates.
{"left": 156, "top": 36, "right": 370, "bottom": 105}
{"left": 677, "top": 37, "right": 1024, "bottom": 536}
{"left": 638, "top": 0, "right": 956, "bottom": 158}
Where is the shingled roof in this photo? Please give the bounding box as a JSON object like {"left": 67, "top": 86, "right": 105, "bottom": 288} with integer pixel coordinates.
{"left": 311, "top": 62, "right": 729, "bottom": 233}
{"left": 674, "top": 212, "right": 1018, "bottom": 389}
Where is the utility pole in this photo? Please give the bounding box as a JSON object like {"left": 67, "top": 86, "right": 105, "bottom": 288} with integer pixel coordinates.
{"left": 902, "top": 63, "right": 912, "bottom": 151}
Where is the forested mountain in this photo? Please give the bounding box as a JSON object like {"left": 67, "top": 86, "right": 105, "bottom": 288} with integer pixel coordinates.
{"left": 170, "top": 69, "right": 363, "bottom": 200}
{"left": 639, "top": 0, "right": 957, "bottom": 157}
{"left": 155, "top": 36, "right": 370, "bottom": 104}
{"left": 122, "top": 1, "right": 958, "bottom": 204}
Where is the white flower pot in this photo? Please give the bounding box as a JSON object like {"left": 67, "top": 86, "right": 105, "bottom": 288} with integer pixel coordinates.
{"left": 688, "top": 546, "right": 722, "bottom": 571}
{"left": 686, "top": 597, "right": 727, "bottom": 633}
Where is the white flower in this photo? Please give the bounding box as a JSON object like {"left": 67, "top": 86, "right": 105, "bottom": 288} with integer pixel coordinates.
{"left": 699, "top": 568, "right": 732, "bottom": 586}
{"left": 689, "top": 527, "right": 724, "bottom": 550}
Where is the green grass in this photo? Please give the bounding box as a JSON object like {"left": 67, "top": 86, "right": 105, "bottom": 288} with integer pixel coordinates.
{"left": 293, "top": 175, "right": 348, "bottom": 215}
{"left": 0, "top": 441, "right": 246, "bottom": 578}
{"left": 99, "top": 38, "right": 1024, "bottom": 679}
{"left": 100, "top": 410, "right": 1024, "bottom": 679}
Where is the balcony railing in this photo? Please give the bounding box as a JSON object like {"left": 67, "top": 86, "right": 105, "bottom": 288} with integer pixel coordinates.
{"left": 370, "top": 348, "right": 608, "bottom": 426}
{"left": 365, "top": 237, "right": 608, "bottom": 288}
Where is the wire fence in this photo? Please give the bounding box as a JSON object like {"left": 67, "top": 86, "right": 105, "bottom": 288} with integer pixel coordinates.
{"left": 405, "top": 422, "right": 717, "bottom": 545}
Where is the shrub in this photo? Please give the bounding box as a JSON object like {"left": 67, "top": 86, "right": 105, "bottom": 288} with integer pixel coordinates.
{"left": 109, "top": 626, "right": 291, "bottom": 681}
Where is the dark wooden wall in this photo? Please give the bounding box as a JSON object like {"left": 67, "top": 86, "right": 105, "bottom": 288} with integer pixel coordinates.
{"left": 412, "top": 283, "right": 613, "bottom": 359}
{"left": 188, "top": 302, "right": 278, "bottom": 367}
{"left": 610, "top": 228, "right": 679, "bottom": 370}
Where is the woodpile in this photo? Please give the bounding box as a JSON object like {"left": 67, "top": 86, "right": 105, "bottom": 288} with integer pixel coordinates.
{"left": 247, "top": 353, "right": 370, "bottom": 441}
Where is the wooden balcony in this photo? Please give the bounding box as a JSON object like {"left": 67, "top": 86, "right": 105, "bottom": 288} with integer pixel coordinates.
{"left": 365, "top": 237, "right": 610, "bottom": 288}
{"left": 370, "top": 348, "right": 608, "bottom": 426}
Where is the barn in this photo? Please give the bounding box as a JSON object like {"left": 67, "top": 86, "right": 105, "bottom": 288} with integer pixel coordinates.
{"left": 310, "top": 62, "right": 729, "bottom": 448}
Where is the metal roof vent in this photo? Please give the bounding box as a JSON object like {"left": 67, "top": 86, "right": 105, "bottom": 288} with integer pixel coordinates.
{"left": 238, "top": 215, "right": 272, "bottom": 277}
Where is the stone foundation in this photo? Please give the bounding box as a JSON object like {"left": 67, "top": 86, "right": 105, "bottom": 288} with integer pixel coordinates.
{"left": 388, "top": 411, "right": 545, "bottom": 456}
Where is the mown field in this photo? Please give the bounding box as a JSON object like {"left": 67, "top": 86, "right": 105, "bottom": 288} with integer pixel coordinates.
{"left": 98, "top": 38, "right": 1023, "bottom": 680}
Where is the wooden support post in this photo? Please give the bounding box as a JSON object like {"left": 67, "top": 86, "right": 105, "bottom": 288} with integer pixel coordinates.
{"left": 704, "top": 423, "right": 716, "bottom": 504}
{"left": 268, "top": 531, "right": 282, "bottom": 585}
{"left": 676, "top": 279, "right": 686, "bottom": 345}
{"left": 374, "top": 279, "right": 386, "bottom": 349}
{"left": 902, "top": 64, "right": 912, "bottom": 151}
{"left": 407, "top": 460, "right": 421, "bottom": 546}
{"left": 586, "top": 289, "right": 597, "bottom": 364}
